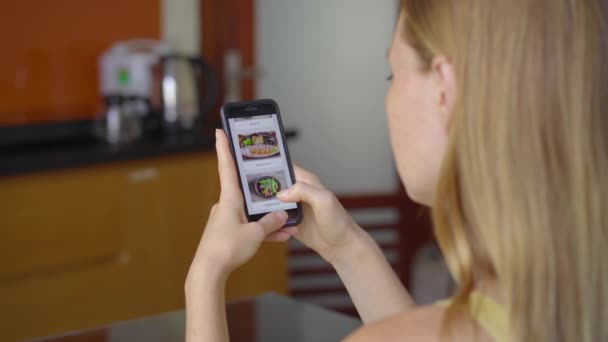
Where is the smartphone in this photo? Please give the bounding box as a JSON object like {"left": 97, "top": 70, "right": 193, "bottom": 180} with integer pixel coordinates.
{"left": 220, "top": 99, "right": 303, "bottom": 227}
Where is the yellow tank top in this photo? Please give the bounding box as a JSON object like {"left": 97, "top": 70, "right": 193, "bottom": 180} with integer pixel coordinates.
{"left": 438, "top": 291, "right": 509, "bottom": 341}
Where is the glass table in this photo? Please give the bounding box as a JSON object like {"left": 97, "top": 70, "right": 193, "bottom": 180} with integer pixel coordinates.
{"left": 29, "top": 293, "right": 362, "bottom": 342}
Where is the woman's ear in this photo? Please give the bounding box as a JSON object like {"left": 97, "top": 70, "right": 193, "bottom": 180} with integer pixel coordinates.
{"left": 431, "top": 56, "right": 457, "bottom": 129}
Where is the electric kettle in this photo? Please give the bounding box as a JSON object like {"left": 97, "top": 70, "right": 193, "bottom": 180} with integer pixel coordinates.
{"left": 158, "top": 54, "right": 217, "bottom": 131}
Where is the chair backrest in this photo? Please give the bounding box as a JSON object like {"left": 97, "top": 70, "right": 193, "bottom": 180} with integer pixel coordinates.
{"left": 287, "top": 188, "right": 433, "bottom": 317}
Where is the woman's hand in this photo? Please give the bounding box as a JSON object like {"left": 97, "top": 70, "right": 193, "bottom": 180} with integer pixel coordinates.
{"left": 186, "top": 129, "right": 300, "bottom": 342}
{"left": 276, "top": 166, "right": 362, "bottom": 265}
{"left": 188, "top": 129, "right": 298, "bottom": 281}
{"left": 278, "top": 167, "right": 414, "bottom": 323}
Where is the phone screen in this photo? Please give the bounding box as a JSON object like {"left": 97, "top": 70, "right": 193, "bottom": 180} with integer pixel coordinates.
{"left": 226, "top": 113, "right": 298, "bottom": 216}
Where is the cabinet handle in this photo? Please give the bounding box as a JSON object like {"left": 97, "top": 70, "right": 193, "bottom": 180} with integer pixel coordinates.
{"left": 118, "top": 252, "right": 131, "bottom": 266}
{"left": 128, "top": 168, "right": 160, "bottom": 183}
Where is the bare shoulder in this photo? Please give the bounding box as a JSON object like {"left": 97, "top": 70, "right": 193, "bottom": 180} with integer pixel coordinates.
{"left": 343, "top": 305, "right": 446, "bottom": 342}
{"left": 344, "top": 303, "right": 491, "bottom": 342}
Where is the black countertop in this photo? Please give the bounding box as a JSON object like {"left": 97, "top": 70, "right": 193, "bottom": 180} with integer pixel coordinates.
{"left": 0, "top": 132, "right": 216, "bottom": 177}
{"left": 0, "top": 122, "right": 298, "bottom": 177}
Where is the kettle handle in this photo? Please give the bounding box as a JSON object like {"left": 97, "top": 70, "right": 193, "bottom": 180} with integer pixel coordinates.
{"left": 189, "top": 56, "right": 218, "bottom": 123}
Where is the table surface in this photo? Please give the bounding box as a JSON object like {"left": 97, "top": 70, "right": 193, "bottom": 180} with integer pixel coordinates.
{"left": 29, "top": 293, "right": 361, "bottom": 342}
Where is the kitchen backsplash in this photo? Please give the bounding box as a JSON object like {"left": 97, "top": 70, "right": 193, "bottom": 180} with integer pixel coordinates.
{"left": 0, "top": 0, "right": 159, "bottom": 126}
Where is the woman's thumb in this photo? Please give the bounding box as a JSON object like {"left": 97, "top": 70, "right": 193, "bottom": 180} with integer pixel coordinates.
{"left": 255, "top": 210, "right": 289, "bottom": 236}
{"left": 277, "top": 182, "right": 329, "bottom": 209}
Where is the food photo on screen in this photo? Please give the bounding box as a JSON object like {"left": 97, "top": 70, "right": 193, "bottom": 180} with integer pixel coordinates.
{"left": 246, "top": 171, "right": 288, "bottom": 203}
{"left": 238, "top": 132, "right": 280, "bottom": 160}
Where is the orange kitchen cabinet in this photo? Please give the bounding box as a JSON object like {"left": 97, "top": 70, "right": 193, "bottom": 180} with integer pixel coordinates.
{"left": 0, "top": 152, "right": 287, "bottom": 342}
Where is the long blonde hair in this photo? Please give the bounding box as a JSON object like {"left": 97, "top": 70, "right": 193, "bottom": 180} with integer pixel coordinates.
{"left": 400, "top": 0, "right": 608, "bottom": 340}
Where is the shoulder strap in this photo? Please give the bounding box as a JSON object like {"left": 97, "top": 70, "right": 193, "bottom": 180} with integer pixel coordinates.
{"left": 435, "top": 292, "right": 509, "bottom": 341}
{"left": 468, "top": 292, "right": 509, "bottom": 342}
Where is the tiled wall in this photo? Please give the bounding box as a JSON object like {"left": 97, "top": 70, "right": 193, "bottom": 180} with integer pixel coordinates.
{"left": 0, "top": 0, "right": 160, "bottom": 126}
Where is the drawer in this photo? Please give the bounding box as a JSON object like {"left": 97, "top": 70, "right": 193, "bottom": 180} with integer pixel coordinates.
{"left": 0, "top": 167, "right": 125, "bottom": 280}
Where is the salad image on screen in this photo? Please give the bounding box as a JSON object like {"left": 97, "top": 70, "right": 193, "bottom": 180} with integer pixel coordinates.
{"left": 246, "top": 171, "right": 288, "bottom": 203}
{"left": 238, "top": 132, "right": 280, "bottom": 160}
{"left": 256, "top": 176, "right": 281, "bottom": 197}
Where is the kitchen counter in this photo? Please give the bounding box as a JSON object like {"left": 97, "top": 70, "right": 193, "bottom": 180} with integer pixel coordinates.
{"left": 29, "top": 293, "right": 361, "bottom": 342}
{"left": 0, "top": 123, "right": 298, "bottom": 177}
{"left": 0, "top": 131, "right": 216, "bottom": 177}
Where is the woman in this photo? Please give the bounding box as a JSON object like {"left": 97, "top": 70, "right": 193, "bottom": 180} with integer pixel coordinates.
{"left": 186, "top": 0, "right": 608, "bottom": 340}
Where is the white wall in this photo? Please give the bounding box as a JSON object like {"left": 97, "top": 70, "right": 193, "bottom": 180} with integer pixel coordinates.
{"left": 161, "top": 0, "right": 200, "bottom": 118}
{"left": 256, "top": 0, "right": 399, "bottom": 194}
{"left": 161, "top": 0, "right": 200, "bottom": 54}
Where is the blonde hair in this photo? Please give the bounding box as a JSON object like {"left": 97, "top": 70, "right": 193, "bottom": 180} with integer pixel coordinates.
{"left": 400, "top": 0, "right": 608, "bottom": 340}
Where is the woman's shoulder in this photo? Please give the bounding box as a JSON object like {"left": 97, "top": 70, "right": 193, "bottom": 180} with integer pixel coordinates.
{"left": 344, "top": 302, "right": 491, "bottom": 342}
{"left": 344, "top": 304, "right": 446, "bottom": 342}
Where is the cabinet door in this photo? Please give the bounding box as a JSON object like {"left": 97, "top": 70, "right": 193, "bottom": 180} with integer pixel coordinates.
{"left": 0, "top": 161, "right": 171, "bottom": 342}
{"left": 0, "top": 152, "right": 288, "bottom": 342}
{"left": 0, "top": 166, "right": 124, "bottom": 281}
{"left": 155, "top": 153, "right": 220, "bottom": 305}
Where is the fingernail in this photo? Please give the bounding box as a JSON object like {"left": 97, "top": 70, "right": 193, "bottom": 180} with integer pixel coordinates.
{"left": 277, "top": 189, "right": 288, "bottom": 198}
{"left": 215, "top": 129, "right": 220, "bottom": 139}
{"left": 276, "top": 210, "right": 288, "bottom": 221}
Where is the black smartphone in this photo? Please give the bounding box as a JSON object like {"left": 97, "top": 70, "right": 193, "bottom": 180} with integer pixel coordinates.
{"left": 220, "top": 99, "right": 303, "bottom": 227}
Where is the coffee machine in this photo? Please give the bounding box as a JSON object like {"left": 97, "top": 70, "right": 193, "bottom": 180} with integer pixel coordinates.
{"left": 97, "top": 39, "right": 217, "bottom": 144}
